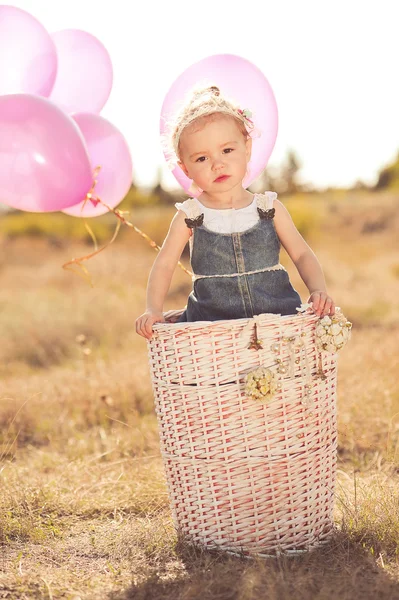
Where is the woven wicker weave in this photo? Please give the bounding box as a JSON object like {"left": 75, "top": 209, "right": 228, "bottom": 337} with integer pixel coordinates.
{"left": 148, "top": 311, "right": 337, "bottom": 557}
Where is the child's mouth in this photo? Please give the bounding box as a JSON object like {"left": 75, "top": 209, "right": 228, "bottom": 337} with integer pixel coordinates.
{"left": 214, "top": 175, "right": 230, "bottom": 183}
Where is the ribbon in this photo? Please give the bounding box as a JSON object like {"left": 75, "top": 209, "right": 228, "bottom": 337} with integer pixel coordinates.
{"left": 62, "top": 167, "right": 193, "bottom": 284}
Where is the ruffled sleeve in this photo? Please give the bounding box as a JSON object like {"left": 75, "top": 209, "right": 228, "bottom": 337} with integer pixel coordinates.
{"left": 174, "top": 198, "right": 203, "bottom": 219}
{"left": 256, "top": 191, "right": 277, "bottom": 211}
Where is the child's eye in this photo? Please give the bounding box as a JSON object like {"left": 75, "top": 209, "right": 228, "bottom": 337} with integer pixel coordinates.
{"left": 223, "top": 148, "right": 234, "bottom": 154}
{"left": 196, "top": 156, "right": 206, "bottom": 163}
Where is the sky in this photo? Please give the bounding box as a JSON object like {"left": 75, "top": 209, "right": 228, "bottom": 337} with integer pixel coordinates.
{"left": 8, "top": 0, "right": 399, "bottom": 191}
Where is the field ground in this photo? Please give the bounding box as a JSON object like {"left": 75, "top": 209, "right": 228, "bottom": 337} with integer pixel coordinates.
{"left": 1, "top": 190, "right": 399, "bottom": 599}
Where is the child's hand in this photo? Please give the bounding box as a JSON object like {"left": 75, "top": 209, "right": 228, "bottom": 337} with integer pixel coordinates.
{"left": 135, "top": 310, "right": 165, "bottom": 340}
{"left": 307, "top": 291, "right": 335, "bottom": 317}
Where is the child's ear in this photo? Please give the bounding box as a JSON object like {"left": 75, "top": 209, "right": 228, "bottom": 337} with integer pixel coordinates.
{"left": 178, "top": 160, "right": 189, "bottom": 177}
{"left": 245, "top": 137, "right": 253, "bottom": 162}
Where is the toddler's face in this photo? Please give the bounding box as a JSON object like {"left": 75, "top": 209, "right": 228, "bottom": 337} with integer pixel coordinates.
{"left": 178, "top": 115, "right": 252, "bottom": 194}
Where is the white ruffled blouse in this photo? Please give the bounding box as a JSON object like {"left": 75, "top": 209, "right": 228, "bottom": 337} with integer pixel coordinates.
{"left": 175, "top": 192, "right": 277, "bottom": 234}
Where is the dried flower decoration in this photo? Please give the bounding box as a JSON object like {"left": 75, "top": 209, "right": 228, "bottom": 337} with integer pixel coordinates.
{"left": 237, "top": 108, "right": 253, "bottom": 124}
{"left": 315, "top": 310, "right": 352, "bottom": 353}
{"left": 245, "top": 367, "right": 278, "bottom": 403}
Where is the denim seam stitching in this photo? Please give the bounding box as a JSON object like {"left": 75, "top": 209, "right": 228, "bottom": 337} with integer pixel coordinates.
{"left": 233, "top": 233, "right": 254, "bottom": 318}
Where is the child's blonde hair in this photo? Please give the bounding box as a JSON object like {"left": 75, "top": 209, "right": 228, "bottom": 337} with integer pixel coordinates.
{"left": 167, "top": 85, "right": 254, "bottom": 161}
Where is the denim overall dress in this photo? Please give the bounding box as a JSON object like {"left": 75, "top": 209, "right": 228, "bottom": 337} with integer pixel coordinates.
{"left": 178, "top": 193, "right": 301, "bottom": 322}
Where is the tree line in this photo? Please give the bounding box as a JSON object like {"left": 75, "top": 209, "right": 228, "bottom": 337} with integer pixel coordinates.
{"left": 132, "top": 148, "right": 399, "bottom": 208}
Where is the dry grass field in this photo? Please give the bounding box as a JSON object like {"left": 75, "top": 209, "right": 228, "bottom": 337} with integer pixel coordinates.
{"left": 1, "top": 189, "right": 399, "bottom": 599}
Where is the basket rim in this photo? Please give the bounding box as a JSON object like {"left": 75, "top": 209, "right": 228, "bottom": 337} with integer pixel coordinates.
{"left": 153, "top": 310, "right": 319, "bottom": 333}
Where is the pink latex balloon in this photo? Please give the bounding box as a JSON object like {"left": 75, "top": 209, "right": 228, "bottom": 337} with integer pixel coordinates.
{"left": 0, "top": 5, "right": 57, "bottom": 96}
{"left": 0, "top": 94, "right": 93, "bottom": 212}
{"left": 63, "top": 113, "right": 133, "bottom": 218}
{"left": 160, "top": 54, "right": 278, "bottom": 196}
{"left": 49, "top": 29, "right": 113, "bottom": 114}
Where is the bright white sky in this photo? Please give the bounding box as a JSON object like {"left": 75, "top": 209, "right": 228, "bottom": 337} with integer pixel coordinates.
{"left": 10, "top": 0, "right": 399, "bottom": 190}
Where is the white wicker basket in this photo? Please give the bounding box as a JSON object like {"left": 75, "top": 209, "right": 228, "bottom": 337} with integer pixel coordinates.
{"left": 148, "top": 311, "right": 338, "bottom": 557}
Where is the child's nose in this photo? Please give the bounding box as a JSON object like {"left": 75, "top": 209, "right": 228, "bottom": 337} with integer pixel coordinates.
{"left": 211, "top": 156, "right": 225, "bottom": 170}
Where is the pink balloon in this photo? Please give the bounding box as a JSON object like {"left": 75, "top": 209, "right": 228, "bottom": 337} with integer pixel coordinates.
{"left": 0, "top": 94, "right": 93, "bottom": 212}
{"left": 63, "top": 113, "right": 133, "bottom": 218}
{"left": 49, "top": 29, "right": 113, "bottom": 114}
{"left": 0, "top": 5, "right": 57, "bottom": 96}
{"left": 160, "top": 54, "right": 278, "bottom": 196}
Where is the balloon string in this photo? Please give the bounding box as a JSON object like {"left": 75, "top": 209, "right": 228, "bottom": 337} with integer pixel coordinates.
{"left": 84, "top": 220, "right": 98, "bottom": 251}
{"left": 62, "top": 219, "right": 122, "bottom": 287}
{"left": 62, "top": 167, "right": 193, "bottom": 283}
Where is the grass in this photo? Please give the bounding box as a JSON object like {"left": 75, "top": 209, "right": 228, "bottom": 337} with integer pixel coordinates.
{"left": 1, "top": 189, "right": 399, "bottom": 599}
{"left": 0, "top": 211, "right": 114, "bottom": 244}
